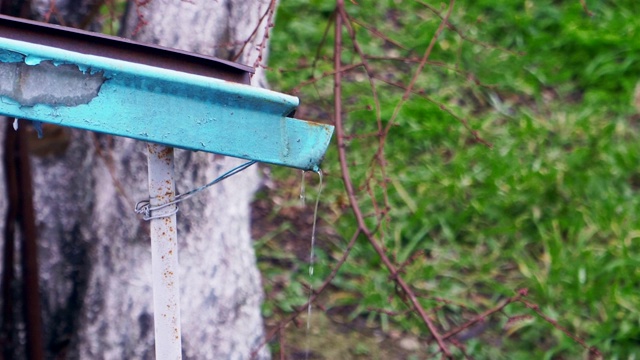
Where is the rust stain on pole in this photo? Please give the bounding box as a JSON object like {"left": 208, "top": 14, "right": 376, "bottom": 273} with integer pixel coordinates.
{"left": 147, "top": 143, "right": 182, "bottom": 359}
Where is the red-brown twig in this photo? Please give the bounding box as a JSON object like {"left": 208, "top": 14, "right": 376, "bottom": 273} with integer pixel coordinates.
{"left": 131, "top": 0, "right": 152, "bottom": 36}
{"left": 375, "top": 76, "right": 492, "bottom": 147}
{"left": 232, "top": 0, "right": 277, "bottom": 70}
{"left": 351, "top": 18, "right": 410, "bottom": 51}
{"left": 337, "top": 1, "right": 392, "bottom": 238}
{"left": 380, "top": 0, "right": 455, "bottom": 146}
{"left": 579, "top": 0, "right": 594, "bottom": 17}
{"left": 333, "top": 0, "right": 451, "bottom": 356}
{"left": 519, "top": 299, "right": 602, "bottom": 357}
{"left": 311, "top": 12, "right": 337, "bottom": 76}
{"left": 442, "top": 288, "right": 528, "bottom": 340}
{"left": 417, "top": 0, "right": 524, "bottom": 57}
{"left": 42, "top": 0, "right": 66, "bottom": 26}
{"left": 291, "top": 63, "right": 364, "bottom": 94}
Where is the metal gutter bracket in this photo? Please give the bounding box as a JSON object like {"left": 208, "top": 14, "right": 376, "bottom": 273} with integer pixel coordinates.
{"left": 0, "top": 15, "right": 333, "bottom": 172}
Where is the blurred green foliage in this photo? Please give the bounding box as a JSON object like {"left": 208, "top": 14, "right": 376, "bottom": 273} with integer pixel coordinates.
{"left": 259, "top": 0, "right": 640, "bottom": 358}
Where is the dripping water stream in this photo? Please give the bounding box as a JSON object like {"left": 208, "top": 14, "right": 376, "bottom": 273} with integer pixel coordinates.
{"left": 308, "top": 170, "right": 322, "bottom": 280}
{"left": 304, "top": 169, "right": 323, "bottom": 360}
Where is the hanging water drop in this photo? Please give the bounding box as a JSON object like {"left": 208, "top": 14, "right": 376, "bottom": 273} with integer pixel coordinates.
{"left": 305, "top": 169, "right": 324, "bottom": 359}
{"left": 12, "top": 118, "right": 18, "bottom": 131}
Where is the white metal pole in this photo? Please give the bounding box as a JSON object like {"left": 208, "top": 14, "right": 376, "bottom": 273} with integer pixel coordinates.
{"left": 147, "top": 143, "right": 182, "bottom": 360}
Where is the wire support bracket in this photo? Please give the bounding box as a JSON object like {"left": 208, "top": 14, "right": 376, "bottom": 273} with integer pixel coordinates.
{"left": 134, "top": 160, "right": 257, "bottom": 221}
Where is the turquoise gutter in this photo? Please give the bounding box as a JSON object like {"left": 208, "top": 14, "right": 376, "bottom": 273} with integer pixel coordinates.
{"left": 0, "top": 37, "right": 333, "bottom": 171}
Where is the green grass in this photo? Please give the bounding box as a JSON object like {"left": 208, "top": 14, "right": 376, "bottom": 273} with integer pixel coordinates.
{"left": 259, "top": 0, "right": 640, "bottom": 358}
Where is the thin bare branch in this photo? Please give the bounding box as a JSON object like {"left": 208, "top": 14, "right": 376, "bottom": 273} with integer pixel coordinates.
{"left": 442, "top": 289, "right": 527, "bottom": 340}
{"left": 311, "top": 12, "right": 337, "bottom": 75}
{"left": 232, "top": 0, "right": 276, "bottom": 63}
{"left": 375, "top": 76, "right": 492, "bottom": 148}
{"left": 519, "top": 299, "right": 602, "bottom": 357}
{"left": 291, "top": 63, "right": 364, "bottom": 94}
{"left": 417, "top": 0, "right": 524, "bottom": 56}
{"left": 334, "top": 1, "right": 451, "bottom": 356}
{"left": 337, "top": 4, "right": 392, "bottom": 235}
{"left": 383, "top": 0, "right": 455, "bottom": 137}
{"left": 351, "top": 18, "right": 410, "bottom": 51}
{"left": 579, "top": 0, "right": 594, "bottom": 16}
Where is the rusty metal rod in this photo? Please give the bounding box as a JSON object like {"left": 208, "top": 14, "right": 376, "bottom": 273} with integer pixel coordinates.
{"left": 16, "top": 122, "right": 44, "bottom": 360}
{"left": 1, "top": 119, "right": 18, "bottom": 359}
{"left": 1, "top": 120, "right": 44, "bottom": 359}
{"left": 146, "top": 143, "right": 182, "bottom": 360}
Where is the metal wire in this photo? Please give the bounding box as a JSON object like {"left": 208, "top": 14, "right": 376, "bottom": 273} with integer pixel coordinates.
{"left": 135, "top": 160, "right": 257, "bottom": 220}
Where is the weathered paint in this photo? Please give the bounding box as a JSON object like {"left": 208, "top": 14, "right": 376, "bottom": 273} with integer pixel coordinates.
{"left": 0, "top": 60, "right": 104, "bottom": 106}
{"left": 147, "top": 143, "right": 182, "bottom": 360}
{"left": 0, "top": 37, "right": 334, "bottom": 171}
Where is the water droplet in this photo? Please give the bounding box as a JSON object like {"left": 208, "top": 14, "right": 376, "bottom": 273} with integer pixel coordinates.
{"left": 305, "top": 169, "right": 323, "bottom": 360}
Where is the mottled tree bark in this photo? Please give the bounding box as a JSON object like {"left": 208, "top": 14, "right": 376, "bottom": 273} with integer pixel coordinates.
{"left": 0, "top": 0, "right": 273, "bottom": 359}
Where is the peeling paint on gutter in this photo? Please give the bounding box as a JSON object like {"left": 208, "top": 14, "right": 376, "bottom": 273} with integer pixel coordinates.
{"left": 0, "top": 55, "right": 105, "bottom": 107}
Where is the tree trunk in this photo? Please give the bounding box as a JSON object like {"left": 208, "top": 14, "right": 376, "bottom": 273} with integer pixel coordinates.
{"left": 0, "top": 1, "right": 273, "bottom": 359}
